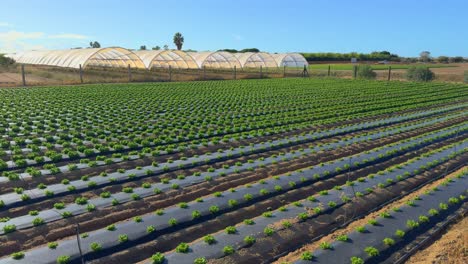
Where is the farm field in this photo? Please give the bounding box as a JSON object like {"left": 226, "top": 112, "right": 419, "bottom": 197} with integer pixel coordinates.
{"left": 308, "top": 63, "right": 457, "bottom": 71}
{"left": 0, "top": 78, "right": 467, "bottom": 264}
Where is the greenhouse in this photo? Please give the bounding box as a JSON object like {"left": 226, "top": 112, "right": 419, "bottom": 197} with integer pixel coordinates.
{"left": 188, "top": 51, "right": 243, "bottom": 69}
{"left": 271, "top": 53, "right": 309, "bottom": 67}
{"left": 234, "top": 52, "right": 278, "bottom": 68}
{"left": 7, "top": 48, "right": 309, "bottom": 70}
{"left": 134, "top": 50, "right": 198, "bottom": 69}
{"left": 7, "top": 47, "right": 146, "bottom": 69}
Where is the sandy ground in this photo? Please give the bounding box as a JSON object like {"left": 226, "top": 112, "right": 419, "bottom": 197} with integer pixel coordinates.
{"left": 406, "top": 217, "right": 468, "bottom": 264}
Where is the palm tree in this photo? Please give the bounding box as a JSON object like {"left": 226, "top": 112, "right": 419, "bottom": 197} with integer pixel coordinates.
{"left": 173, "top": 32, "right": 184, "bottom": 50}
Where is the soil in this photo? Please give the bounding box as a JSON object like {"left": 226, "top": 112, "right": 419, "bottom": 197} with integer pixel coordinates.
{"left": 405, "top": 217, "right": 467, "bottom": 264}
{"left": 5, "top": 111, "right": 465, "bottom": 218}
{"left": 274, "top": 167, "right": 467, "bottom": 264}
{"left": 80, "top": 139, "right": 466, "bottom": 264}
{"left": 0, "top": 118, "right": 465, "bottom": 257}
{"left": 212, "top": 159, "right": 467, "bottom": 264}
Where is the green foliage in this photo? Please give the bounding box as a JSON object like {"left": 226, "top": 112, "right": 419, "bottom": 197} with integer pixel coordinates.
{"left": 175, "top": 243, "right": 189, "bottom": 253}
{"left": 0, "top": 54, "right": 15, "bottom": 65}
{"left": 357, "top": 64, "right": 377, "bottom": 79}
{"left": 150, "top": 252, "right": 165, "bottom": 264}
{"left": 302, "top": 51, "right": 399, "bottom": 62}
{"left": 406, "top": 66, "right": 435, "bottom": 82}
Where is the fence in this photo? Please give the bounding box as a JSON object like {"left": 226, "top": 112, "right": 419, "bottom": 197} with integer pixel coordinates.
{"left": 0, "top": 63, "right": 465, "bottom": 87}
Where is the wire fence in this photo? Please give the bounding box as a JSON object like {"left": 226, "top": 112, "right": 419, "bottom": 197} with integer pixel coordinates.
{"left": 0, "top": 63, "right": 465, "bottom": 87}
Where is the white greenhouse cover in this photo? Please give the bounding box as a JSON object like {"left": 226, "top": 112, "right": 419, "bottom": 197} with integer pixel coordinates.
{"left": 133, "top": 50, "right": 198, "bottom": 69}
{"left": 7, "top": 48, "right": 309, "bottom": 70}
{"left": 234, "top": 52, "right": 278, "bottom": 68}
{"left": 8, "top": 47, "right": 145, "bottom": 69}
{"left": 272, "top": 53, "right": 309, "bottom": 67}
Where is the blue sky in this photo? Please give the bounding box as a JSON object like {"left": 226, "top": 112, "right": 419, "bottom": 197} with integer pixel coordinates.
{"left": 1, "top": 0, "right": 467, "bottom": 57}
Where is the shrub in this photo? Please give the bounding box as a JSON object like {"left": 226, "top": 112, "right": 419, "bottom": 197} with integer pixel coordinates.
{"left": 32, "top": 217, "right": 45, "bottom": 226}
{"left": 336, "top": 234, "right": 348, "bottom": 242}
{"left": 406, "top": 66, "right": 435, "bottom": 82}
{"left": 150, "top": 252, "right": 165, "bottom": 264}
{"left": 48, "top": 242, "right": 58, "bottom": 249}
{"left": 320, "top": 241, "right": 333, "bottom": 250}
{"left": 357, "top": 64, "right": 376, "bottom": 79}
{"left": 365, "top": 246, "right": 379, "bottom": 257}
{"left": 90, "top": 242, "right": 102, "bottom": 252}
{"left": 209, "top": 205, "right": 219, "bottom": 214}
{"left": 407, "top": 219, "right": 419, "bottom": 229}
{"left": 56, "top": 255, "right": 70, "bottom": 264}
{"left": 244, "top": 235, "right": 256, "bottom": 245}
{"left": 11, "top": 251, "right": 25, "bottom": 260}
{"left": 383, "top": 237, "right": 395, "bottom": 246}
{"left": 118, "top": 234, "right": 129, "bottom": 243}
{"left": 194, "top": 257, "right": 207, "bottom": 264}
{"left": 350, "top": 256, "right": 364, "bottom": 264}
{"left": 3, "top": 224, "right": 16, "bottom": 234}
{"left": 355, "top": 226, "right": 366, "bottom": 233}
{"left": 147, "top": 225, "right": 156, "bottom": 233}
{"left": 225, "top": 226, "right": 237, "bottom": 234}
{"left": 395, "top": 229, "right": 405, "bottom": 238}
{"left": 244, "top": 219, "right": 255, "bottom": 225}
{"left": 175, "top": 243, "right": 189, "bottom": 253}
{"left": 168, "top": 218, "right": 177, "bottom": 226}
{"left": 223, "top": 245, "right": 235, "bottom": 255}
{"left": 203, "top": 235, "right": 216, "bottom": 245}
{"left": 264, "top": 227, "right": 274, "bottom": 236}
{"left": 301, "top": 251, "right": 314, "bottom": 261}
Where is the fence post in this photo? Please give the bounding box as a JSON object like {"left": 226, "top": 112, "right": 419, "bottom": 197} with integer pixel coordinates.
{"left": 233, "top": 65, "right": 236, "bottom": 80}
{"left": 353, "top": 65, "right": 357, "bottom": 79}
{"left": 169, "top": 65, "right": 172, "bottom": 81}
{"left": 21, "top": 64, "right": 26, "bottom": 86}
{"left": 203, "top": 65, "right": 206, "bottom": 80}
{"left": 328, "top": 65, "right": 331, "bottom": 77}
{"left": 283, "top": 65, "right": 286, "bottom": 78}
{"left": 79, "top": 64, "right": 83, "bottom": 83}
{"left": 387, "top": 66, "right": 392, "bottom": 82}
{"left": 260, "top": 65, "right": 263, "bottom": 79}
{"left": 127, "top": 64, "right": 132, "bottom": 82}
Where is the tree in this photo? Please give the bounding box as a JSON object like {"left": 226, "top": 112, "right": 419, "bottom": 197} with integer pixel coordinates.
{"left": 0, "top": 54, "right": 15, "bottom": 65}
{"left": 240, "top": 48, "right": 260, "bottom": 53}
{"left": 436, "top": 56, "right": 449, "bottom": 63}
{"left": 449, "top": 56, "right": 464, "bottom": 63}
{"left": 140, "top": 45, "right": 147, "bottom": 50}
{"left": 173, "top": 32, "right": 184, "bottom": 50}
{"left": 89, "top": 41, "right": 101, "bottom": 48}
{"left": 163, "top": 45, "right": 169, "bottom": 51}
{"left": 152, "top": 46, "right": 161, "bottom": 50}
{"left": 406, "top": 66, "right": 435, "bottom": 82}
{"left": 419, "top": 51, "right": 431, "bottom": 62}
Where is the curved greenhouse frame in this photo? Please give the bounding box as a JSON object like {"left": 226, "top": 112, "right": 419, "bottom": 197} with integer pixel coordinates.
{"left": 134, "top": 50, "right": 198, "bottom": 69}
{"left": 188, "top": 51, "right": 242, "bottom": 69}
{"left": 9, "top": 47, "right": 146, "bottom": 69}
{"left": 234, "top": 52, "right": 278, "bottom": 68}
{"left": 272, "top": 53, "right": 308, "bottom": 67}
